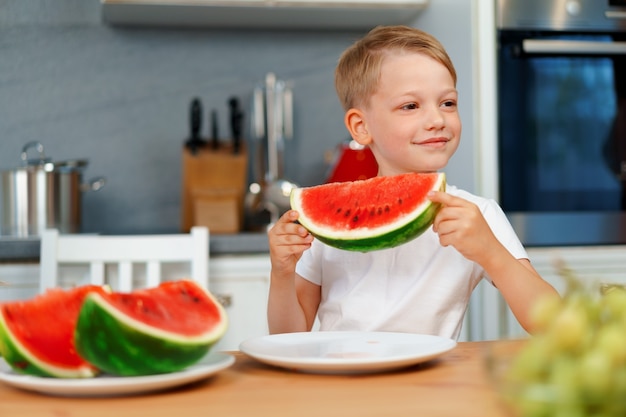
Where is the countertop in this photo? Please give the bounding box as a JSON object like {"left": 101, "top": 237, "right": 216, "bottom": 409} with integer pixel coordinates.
{"left": 0, "top": 232, "right": 270, "bottom": 262}
{"left": 507, "top": 211, "right": 626, "bottom": 247}
{"left": 5, "top": 211, "right": 626, "bottom": 262}
{"left": 0, "top": 340, "right": 518, "bottom": 417}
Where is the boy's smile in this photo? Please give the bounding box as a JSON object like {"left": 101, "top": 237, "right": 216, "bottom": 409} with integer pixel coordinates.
{"left": 352, "top": 51, "right": 461, "bottom": 176}
{"left": 415, "top": 136, "right": 452, "bottom": 148}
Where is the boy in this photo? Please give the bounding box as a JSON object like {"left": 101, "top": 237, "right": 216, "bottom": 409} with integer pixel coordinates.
{"left": 267, "top": 25, "right": 558, "bottom": 339}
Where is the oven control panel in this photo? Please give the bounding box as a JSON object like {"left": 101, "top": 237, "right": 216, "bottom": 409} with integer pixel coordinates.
{"left": 498, "top": 0, "right": 626, "bottom": 32}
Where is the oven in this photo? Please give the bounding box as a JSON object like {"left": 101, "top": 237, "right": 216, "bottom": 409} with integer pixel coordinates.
{"left": 496, "top": 0, "right": 626, "bottom": 245}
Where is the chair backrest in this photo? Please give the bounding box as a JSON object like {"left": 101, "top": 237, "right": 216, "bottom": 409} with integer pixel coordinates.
{"left": 39, "top": 227, "right": 209, "bottom": 293}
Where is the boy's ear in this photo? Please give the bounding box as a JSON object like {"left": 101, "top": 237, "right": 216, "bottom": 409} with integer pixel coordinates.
{"left": 344, "top": 108, "right": 372, "bottom": 146}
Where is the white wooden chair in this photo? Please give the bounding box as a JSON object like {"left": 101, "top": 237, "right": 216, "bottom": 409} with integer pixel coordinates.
{"left": 39, "top": 227, "right": 209, "bottom": 293}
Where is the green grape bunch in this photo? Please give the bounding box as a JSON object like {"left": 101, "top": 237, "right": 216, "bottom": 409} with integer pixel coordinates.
{"left": 502, "top": 262, "right": 626, "bottom": 417}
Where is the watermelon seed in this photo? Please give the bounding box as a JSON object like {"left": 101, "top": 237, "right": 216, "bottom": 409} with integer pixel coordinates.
{"left": 385, "top": 205, "right": 390, "bottom": 213}
{"left": 344, "top": 209, "right": 351, "bottom": 218}
{"left": 335, "top": 208, "right": 342, "bottom": 214}
{"left": 370, "top": 208, "right": 376, "bottom": 216}
{"left": 398, "top": 198, "right": 403, "bottom": 205}
{"left": 176, "top": 286, "right": 202, "bottom": 304}
{"left": 377, "top": 207, "right": 383, "bottom": 215}
{"left": 352, "top": 215, "right": 359, "bottom": 223}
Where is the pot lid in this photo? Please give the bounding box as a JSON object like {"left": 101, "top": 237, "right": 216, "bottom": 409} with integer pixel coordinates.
{"left": 54, "top": 159, "right": 89, "bottom": 171}
{"left": 18, "top": 142, "right": 88, "bottom": 172}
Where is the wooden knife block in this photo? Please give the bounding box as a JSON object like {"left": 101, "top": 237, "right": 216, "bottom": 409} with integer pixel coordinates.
{"left": 181, "top": 144, "right": 247, "bottom": 234}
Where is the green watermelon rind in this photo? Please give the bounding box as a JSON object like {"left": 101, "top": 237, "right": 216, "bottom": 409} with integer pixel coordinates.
{"left": 292, "top": 173, "right": 446, "bottom": 252}
{"left": 0, "top": 310, "right": 97, "bottom": 378}
{"left": 75, "top": 288, "right": 228, "bottom": 376}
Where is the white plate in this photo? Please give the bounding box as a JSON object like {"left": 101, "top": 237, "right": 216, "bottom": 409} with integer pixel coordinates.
{"left": 0, "top": 352, "right": 235, "bottom": 397}
{"left": 239, "top": 331, "right": 456, "bottom": 374}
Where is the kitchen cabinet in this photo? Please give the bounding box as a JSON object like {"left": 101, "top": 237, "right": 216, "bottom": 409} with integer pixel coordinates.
{"left": 3, "top": 245, "right": 625, "bottom": 345}
{"left": 209, "top": 254, "right": 271, "bottom": 352}
{"left": 0, "top": 255, "right": 272, "bottom": 352}
{"left": 0, "top": 263, "right": 40, "bottom": 303}
{"left": 100, "top": 0, "right": 430, "bottom": 30}
{"left": 482, "top": 245, "right": 626, "bottom": 340}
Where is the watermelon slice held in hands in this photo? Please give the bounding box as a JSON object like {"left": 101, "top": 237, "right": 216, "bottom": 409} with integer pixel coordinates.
{"left": 75, "top": 279, "right": 228, "bottom": 376}
{"left": 290, "top": 172, "right": 446, "bottom": 252}
{"left": 0, "top": 285, "right": 108, "bottom": 378}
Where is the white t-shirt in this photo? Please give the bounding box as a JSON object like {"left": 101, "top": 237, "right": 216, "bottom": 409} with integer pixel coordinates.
{"left": 295, "top": 185, "right": 527, "bottom": 340}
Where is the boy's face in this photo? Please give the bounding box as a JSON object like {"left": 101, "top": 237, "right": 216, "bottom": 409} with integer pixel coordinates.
{"left": 352, "top": 51, "right": 461, "bottom": 176}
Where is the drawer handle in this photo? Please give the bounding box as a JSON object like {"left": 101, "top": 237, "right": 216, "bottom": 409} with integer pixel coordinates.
{"left": 600, "top": 283, "right": 626, "bottom": 295}
{"left": 215, "top": 293, "right": 232, "bottom": 308}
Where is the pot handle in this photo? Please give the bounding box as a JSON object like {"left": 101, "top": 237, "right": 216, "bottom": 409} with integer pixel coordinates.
{"left": 80, "top": 176, "right": 106, "bottom": 192}
{"left": 20, "top": 141, "right": 48, "bottom": 165}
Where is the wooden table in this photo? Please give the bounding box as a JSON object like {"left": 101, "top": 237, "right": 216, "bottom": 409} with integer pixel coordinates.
{"left": 0, "top": 341, "right": 519, "bottom": 417}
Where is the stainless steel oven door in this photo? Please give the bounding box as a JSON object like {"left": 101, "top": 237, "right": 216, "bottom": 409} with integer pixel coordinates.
{"left": 498, "top": 32, "right": 626, "bottom": 213}
{"left": 496, "top": 0, "right": 626, "bottom": 245}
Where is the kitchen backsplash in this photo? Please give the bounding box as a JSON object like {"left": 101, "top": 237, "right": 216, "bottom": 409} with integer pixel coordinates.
{"left": 0, "top": 0, "right": 477, "bottom": 236}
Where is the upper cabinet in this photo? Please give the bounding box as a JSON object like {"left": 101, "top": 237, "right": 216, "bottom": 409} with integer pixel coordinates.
{"left": 100, "top": 0, "right": 430, "bottom": 30}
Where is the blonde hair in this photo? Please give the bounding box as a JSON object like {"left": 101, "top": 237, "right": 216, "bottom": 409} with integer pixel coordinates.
{"left": 335, "top": 25, "right": 457, "bottom": 111}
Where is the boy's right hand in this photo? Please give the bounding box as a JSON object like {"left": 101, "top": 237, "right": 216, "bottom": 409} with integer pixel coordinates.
{"left": 268, "top": 210, "right": 314, "bottom": 277}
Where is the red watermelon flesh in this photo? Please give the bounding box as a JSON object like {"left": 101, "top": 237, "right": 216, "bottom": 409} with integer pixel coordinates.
{"left": 102, "top": 280, "right": 223, "bottom": 335}
{"left": 299, "top": 173, "right": 441, "bottom": 230}
{"left": 290, "top": 172, "right": 446, "bottom": 252}
{"left": 0, "top": 285, "right": 108, "bottom": 377}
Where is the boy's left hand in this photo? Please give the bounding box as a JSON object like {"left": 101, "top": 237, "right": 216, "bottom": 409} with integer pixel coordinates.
{"left": 427, "top": 191, "right": 498, "bottom": 264}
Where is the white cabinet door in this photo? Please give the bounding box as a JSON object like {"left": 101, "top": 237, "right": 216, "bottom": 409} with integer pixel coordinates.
{"left": 0, "top": 264, "right": 39, "bottom": 302}
{"left": 209, "top": 255, "right": 271, "bottom": 352}
{"left": 527, "top": 246, "right": 626, "bottom": 290}
{"left": 495, "top": 246, "right": 626, "bottom": 340}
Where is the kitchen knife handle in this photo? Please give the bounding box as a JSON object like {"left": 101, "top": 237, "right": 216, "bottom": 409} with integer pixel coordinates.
{"left": 229, "top": 97, "right": 244, "bottom": 154}
{"left": 190, "top": 98, "right": 202, "bottom": 138}
{"left": 211, "top": 109, "right": 219, "bottom": 149}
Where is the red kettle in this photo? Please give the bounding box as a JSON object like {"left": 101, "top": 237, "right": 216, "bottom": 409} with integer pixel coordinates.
{"left": 325, "top": 140, "right": 378, "bottom": 184}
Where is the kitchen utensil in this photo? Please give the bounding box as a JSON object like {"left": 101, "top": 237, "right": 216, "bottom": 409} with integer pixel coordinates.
{"left": 264, "top": 178, "right": 298, "bottom": 216}
{"left": 0, "top": 141, "right": 106, "bottom": 237}
{"left": 246, "top": 72, "right": 298, "bottom": 223}
{"left": 325, "top": 139, "right": 378, "bottom": 183}
{"left": 244, "top": 87, "right": 268, "bottom": 223}
{"left": 210, "top": 109, "right": 219, "bottom": 150}
{"left": 181, "top": 95, "right": 249, "bottom": 234}
{"left": 185, "top": 97, "right": 206, "bottom": 154}
{"left": 181, "top": 146, "right": 248, "bottom": 233}
{"left": 228, "top": 96, "right": 244, "bottom": 154}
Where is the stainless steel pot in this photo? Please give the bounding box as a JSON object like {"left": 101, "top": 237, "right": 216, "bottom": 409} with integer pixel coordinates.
{"left": 0, "top": 142, "right": 105, "bottom": 237}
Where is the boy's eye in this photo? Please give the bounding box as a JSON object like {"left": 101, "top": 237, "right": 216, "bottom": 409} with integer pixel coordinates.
{"left": 442, "top": 100, "right": 457, "bottom": 108}
{"left": 401, "top": 103, "right": 418, "bottom": 110}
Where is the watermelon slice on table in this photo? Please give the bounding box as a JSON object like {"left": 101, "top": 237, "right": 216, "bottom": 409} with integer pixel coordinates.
{"left": 75, "top": 279, "right": 228, "bottom": 376}
{"left": 290, "top": 172, "right": 446, "bottom": 252}
{"left": 0, "top": 285, "right": 108, "bottom": 378}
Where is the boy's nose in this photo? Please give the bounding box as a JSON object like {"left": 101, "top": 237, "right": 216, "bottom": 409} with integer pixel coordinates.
{"left": 425, "top": 106, "right": 445, "bottom": 129}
